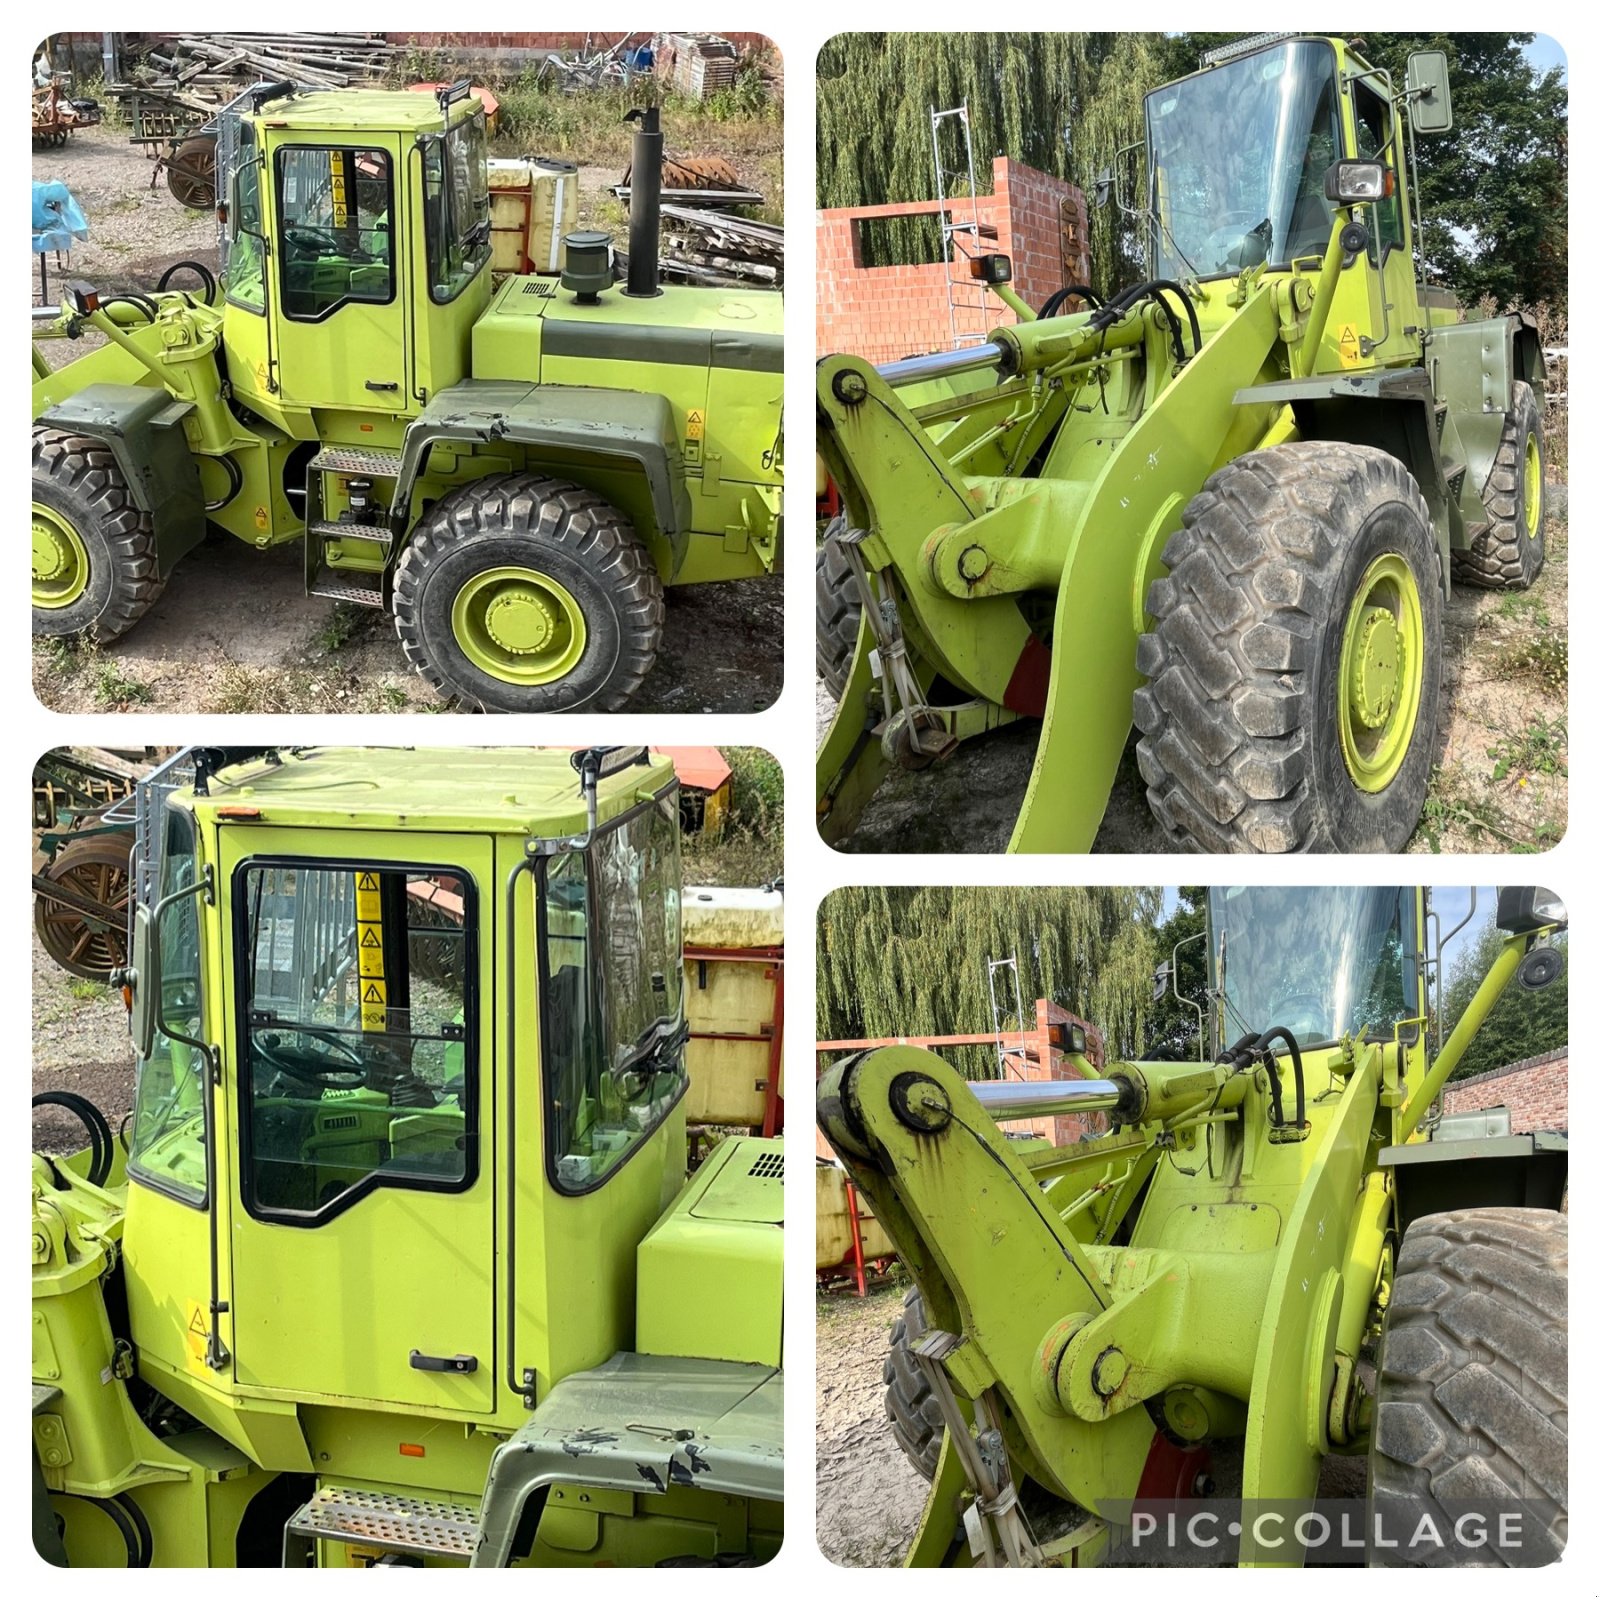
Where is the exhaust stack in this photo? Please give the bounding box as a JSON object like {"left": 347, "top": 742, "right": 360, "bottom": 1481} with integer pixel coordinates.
{"left": 624, "top": 106, "right": 663, "bottom": 298}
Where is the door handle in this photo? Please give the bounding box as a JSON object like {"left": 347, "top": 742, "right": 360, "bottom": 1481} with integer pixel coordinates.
{"left": 409, "top": 1350, "right": 478, "bottom": 1374}
{"left": 365, "top": 379, "right": 399, "bottom": 392}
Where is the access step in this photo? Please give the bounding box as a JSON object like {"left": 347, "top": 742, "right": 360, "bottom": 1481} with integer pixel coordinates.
{"left": 285, "top": 1485, "right": 479, "bottom": 1564}
{"left": 309, "top": 567, "right": 385, "bottom": 609}
{"left": 310, "top": 519, "right": 392, "bottom": 550}
{"left": 310, "top": 445, "right": 404, "bottom": 478}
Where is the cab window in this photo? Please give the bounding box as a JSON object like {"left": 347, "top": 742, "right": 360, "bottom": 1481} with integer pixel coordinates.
{"left": 127, "top": 805, "right": 208, "bottom": 1203}
{"left": 225, "top": 119, "right": 267, "bottom": 314}
{"left": 422, "top": 115, "right": 490, "bottom": 303}
{"left": 274, "top": 146, "right": 395, "bottom": 321}
{"left": 236, "top": 861, "right": 476, "bottom": 1223}
{"left": 1351, "top": 79, "right": 1404, "bottom": 264}
{"left": 539, "top": 796, "right": 686, "bottom": 1194}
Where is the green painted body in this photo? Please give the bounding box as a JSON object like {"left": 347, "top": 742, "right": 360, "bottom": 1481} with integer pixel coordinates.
{"left": 816, "top": 886, "right": 1564, "bottom": 1567}
{"left": 32, "top": 90, "right": 782, "bottom": 598}
{"left": 32, "top": 749, "right": 783, "bottom": 1567}
{"left": 816, "top": 35, "right": 1542, "bottom": 851}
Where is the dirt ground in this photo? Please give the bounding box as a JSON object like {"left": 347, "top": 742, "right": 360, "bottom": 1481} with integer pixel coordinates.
{"left": 32, "top": 124, "right": 781, "bottom": 716}
{"left": 816, "top": 1284, "right": 1370, "bottom": 1569}
{"left": 816, "top": 487, "right": 1568, "bottom": 855}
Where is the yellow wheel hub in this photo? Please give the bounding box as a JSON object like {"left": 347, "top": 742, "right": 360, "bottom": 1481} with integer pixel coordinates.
{"left": 1524, "top": 434, "right": 1542, "bottom": 537}
{"left": 1337, "top": 553, "right": 1424, "bottom": 794}
{"left": 451, "top": 566, "right": 587, "bottom": 686}
{"left": 33, "top": 504, "right": 89, "bottom": 609}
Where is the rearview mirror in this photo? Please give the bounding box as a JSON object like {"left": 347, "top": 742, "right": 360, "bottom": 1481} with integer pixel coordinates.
{"left": 1093, "top": 166, "right": 1113, "bottom": 208}
{"left": 1153, "top": 960, "right": 1171, "bottom": 1003}
{"left": 1406, "top": 49, "right": 1453, "bottom": 135}
{"left": 129, "top": 903, "right": 158, "bottom": 1059}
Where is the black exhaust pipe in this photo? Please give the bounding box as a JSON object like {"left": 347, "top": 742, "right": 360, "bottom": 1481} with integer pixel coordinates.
{"left": 623, "top": 106, "right": 662, "bottom": 298}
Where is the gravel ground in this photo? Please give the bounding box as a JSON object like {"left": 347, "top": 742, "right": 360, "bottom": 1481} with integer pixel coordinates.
{"left": 816, "top": 490, "right": 1568, "bottom": 855}
{"left": 816, "top": 1285, "right": 1369, "bottom": 1569}
{"left": 33, "top": 125, "right": 781, "bottom": 716}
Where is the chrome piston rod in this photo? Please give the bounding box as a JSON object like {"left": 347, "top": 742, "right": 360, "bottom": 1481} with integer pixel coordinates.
{"left": 969, "top": 1077, "right": 1125, "bottom": 1122}
{"left": 876, "top": 340, "right": 1006, "bottom": 388}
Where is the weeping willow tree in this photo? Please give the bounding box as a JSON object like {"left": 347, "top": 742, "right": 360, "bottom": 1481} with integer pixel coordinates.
{"left": 816, "top": 32, "right": 1167, "bottom": 292}
{"left": 817, "top": 886, "right": 1161, "bottom": 1075}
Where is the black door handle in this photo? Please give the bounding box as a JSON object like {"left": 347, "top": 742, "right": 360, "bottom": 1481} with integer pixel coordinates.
{"left": 409, "top": 1350, "right": 478, "bottom": 1374}
{"left": 365, "top": 380, "right": 399, "bottom": 392}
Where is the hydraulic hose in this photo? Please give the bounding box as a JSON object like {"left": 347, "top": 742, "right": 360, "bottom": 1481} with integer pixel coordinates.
{"left": 1217, "top": 1032, "right": 1283, "bottom": 1127}
{"left": 1038, "top": 283, "right": 1104, "bottom": 318}
{"left": 32, "top": 1090, "right": 114, "bottom": 1188}
{"left": 157, "top": 259, "right": 218, "bottom": 304}
{"left": 1256, "top": 1026, "right": 1307, "bottom": 1130}
{"left": 1088, "top": 278, "right": 1203, "bottom": 363}
{"left": 98, "top": 293, "right": 157, "bottom": 323}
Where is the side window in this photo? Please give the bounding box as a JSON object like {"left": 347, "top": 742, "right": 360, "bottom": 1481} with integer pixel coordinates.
{"left": 422, "top": 116, "right": 490, "bottom": 303}
{"left": 127, "top": 805, "right": 208, "bottom": 1202}
{"left": 226, "top": 121, "right": 267, "bottom": 314}
{"left": 238, "top": 861, "right": 476, "bottom": 1222}
{"left": 274, "top": 146, "right": 394, "bottom": 321}
{"left": 540, "top": 799, "right": 686, "bottom": 1194}
{"left": 1351, "top": 81, "right": 1403, "bottom": 264}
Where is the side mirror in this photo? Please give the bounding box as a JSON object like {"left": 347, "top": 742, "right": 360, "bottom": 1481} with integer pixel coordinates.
{"left": 1324, "top": 160, "right": 1395, "bottom": 205}
{"left": 1153, "top": 960, "right": 1171, "bottom": 1003}
{"left": 1496, "top": 886, "right": 1567, "bottom": 935}
{"left": 1093, "top": 166, "right": 1113, "bottom": 209}
{"left": 1406, "top": 49, "right": 1453, "bottom": 135}
{"left": 129, "top": 903, "right": 159, "bottom": 1059}
{"left": 969, "top": 253, "right": 1012, "bottom": 285}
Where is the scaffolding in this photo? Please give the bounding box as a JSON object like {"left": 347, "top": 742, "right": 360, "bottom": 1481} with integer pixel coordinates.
{"left": 930, "top": 103, "right": 994, "bottom": 349}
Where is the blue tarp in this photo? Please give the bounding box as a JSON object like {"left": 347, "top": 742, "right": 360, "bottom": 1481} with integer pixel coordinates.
{"left": 32, "top": 179, "right": 88, "bottom": 255}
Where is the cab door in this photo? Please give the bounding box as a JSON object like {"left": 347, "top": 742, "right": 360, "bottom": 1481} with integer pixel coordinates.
{"left": 267, "top": 136, "right": 409, "bottom": 414}
{"left": 1347, "top": 75, "right": 1421, "bottom": 364}
{"left": 221, "top": 827, "right": 496, "bottom": 1414}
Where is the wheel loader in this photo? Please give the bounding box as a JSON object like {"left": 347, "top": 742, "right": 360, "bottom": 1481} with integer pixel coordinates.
{"left": 31, "top": 746, "right": 783, "bottom": 1567}
{"left": 817, "top": 883, "right": 1566, "bottom": 1566}
{"left": 816, "top": 35, "right": 1547, "bottom": 852}
{"left": 32, "top": 84, "right": 783, "bottom": 713}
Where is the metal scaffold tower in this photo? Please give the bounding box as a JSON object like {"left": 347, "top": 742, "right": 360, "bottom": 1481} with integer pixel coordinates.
{"left": 930, "top": 103, "right": 993, "bottom": 350}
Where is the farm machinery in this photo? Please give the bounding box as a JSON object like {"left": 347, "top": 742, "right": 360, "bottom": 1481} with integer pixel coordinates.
{"left": 31, "top": 747, "right": 783, "bottom": 1566}
{"left": 816, "top": 35, "right": 1547, "bottom": 851}
{"left": 818, "top": 884, "right": 1567, "bottom": 1567}
{"left": 32, "top": 85, "right": 783, "bottom": 712}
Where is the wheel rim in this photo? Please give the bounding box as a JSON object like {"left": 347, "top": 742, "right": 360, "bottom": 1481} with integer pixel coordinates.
{"left": 37, "top": 854, "right": 132, "bottom": 977}
{"left": 1524, "top": 434, "right": 1542, "bottom": 538}
{"left": 1337, "top": 552, "right": 1425, "bottom": 794}
{"left": 449, "top": 566, "right": 587, "bottom": 685}
{"left": 33, "top": 504, "right": 90, "bottom": 609}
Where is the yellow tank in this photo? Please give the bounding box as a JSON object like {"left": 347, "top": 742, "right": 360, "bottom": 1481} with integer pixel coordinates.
{"left": 815, "top": 1163, "right": 895, "bottom": 1270}
{"left": 488, "top": 156, "right": 580, "bottom": 274}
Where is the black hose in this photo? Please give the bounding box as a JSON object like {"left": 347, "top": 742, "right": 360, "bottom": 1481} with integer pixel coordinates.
{"left": 157, "top": 259, "right": 218, "bottom": 304}
{"left": 202, "top": 451, "right": 244, "bottom": 513}
{"left": 1087, "top": 278, "right": 1203, "bottom": 363}
{"left": 32, "top": 1090, "right": 114, "bottom": 1188}
{"left": 1039, "top": 283, "right": 1104, "bottom": 318}
{"left": 1218, "top": 1032, "right": 1284, "bottom": 1127}
{"left": 98, "top": 293, "right": 157, "bottom": 324}
{"left": 1256, "top": 1026, "right": 1307, "bottom": 1130}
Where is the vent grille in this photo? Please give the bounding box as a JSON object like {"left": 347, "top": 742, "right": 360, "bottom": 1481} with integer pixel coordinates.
{"left": 521, "top": 279, "right": 556, "bottom": 296}
{"left": 748, "top": 1152, "right": 783, "bottom": 1179}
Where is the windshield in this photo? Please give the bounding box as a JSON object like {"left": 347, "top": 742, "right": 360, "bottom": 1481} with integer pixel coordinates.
{"left": 127, "top": 803, "right": 207, "bottom": 1201}
{"left": 1209, "top": 886, "right": 1416, "bottom": 1048}
{"left": 422, "top": 112, "right": 490, "bottom": 303}
{"left": 1146, "top": 39, "right": 1340, "bottom": 279}
{"left": 541, "top": 794, "right": 686, "bottom": 1194}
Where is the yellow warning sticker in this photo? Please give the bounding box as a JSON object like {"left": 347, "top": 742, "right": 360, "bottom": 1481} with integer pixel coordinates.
{"left": 358, "top": 946, "right": 386, "bottom": 978}
{"left": 686, "top": 407, "right": 705, "bottom": 441}
{"left": 1335, "top": 322, "right": 1361, "bottom": 368}
{"left": 361, "top": 979, "right": 387, "bottom": 1007}
{"left": 356, "top": 888, "right": 382, "bottom": 923}
{"left": 253, "top": 504, "right": 269, "bottom": 530}
{"left": 184, "top": 1301, "right": 209, "bottom": 1369}
{"left": 361, "top": 1003, "right": 388, "bottom": 1031}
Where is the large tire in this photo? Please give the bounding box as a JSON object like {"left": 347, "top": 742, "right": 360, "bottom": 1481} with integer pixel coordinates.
{"left": 32, "top": 429, "right": 165, "bottom": 640}
{"left": 34, "top": 830, "right": 134, "bottom": 979}
{"left": 392, "top": 474, "right": 664, "bottom": 713}
{"left": 1133, "top": 442, "right": 1442, "bottom": 853}
{"left": 883, "top": 1286, "right": 944, "bottom": 1481}
{"left": 1452, "top": 379, "right": 1545, "bottom": 590}
{"left": 166, "top": 136, "right": 218, "bottom": 210}
{"left": 1369, "top": 1207, "right": 1567, "bottom": 1567}
{"left": 816, "top": 517, "right": 863, "bottom": 698}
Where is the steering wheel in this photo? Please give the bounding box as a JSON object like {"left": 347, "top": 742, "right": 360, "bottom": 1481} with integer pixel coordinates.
{"left": 284, "top": 224, "right": 343, "bottom": 257}
{"left": 1269, "top": 993, "right": 1331, "bottom": 1040}
{"left": 254, "top": 1025, "right": 366, "bottom": 1087}
{"left": 1202, "top": 210, "right": 1268, "bottom": 266}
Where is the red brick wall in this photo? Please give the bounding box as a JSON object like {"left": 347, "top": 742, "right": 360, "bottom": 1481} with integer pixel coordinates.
{"left": 1441, "top": 1050, "right": 1568, "bottom": 1132}
{"left": 817, "top": 157, "right": 1089, "bottom": 365}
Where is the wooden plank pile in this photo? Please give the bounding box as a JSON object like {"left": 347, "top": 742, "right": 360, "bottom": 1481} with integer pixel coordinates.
{"left": 122, "top": 33, "right": 396, "bottom": 115}
{"left": 658, "top": 203, "right": 783, "bottom": 289}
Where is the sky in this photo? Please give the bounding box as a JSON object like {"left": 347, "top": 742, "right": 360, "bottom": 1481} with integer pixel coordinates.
{"left": 1523, "top": 34, "right": 1567, "bottom": 80}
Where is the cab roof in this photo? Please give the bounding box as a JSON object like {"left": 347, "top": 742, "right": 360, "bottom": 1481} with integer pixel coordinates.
{"left": 180, "top": 746, "right": 675, "bottom": 837}
{"left": 249, "top": 88, "right": 477, "bottom": 136}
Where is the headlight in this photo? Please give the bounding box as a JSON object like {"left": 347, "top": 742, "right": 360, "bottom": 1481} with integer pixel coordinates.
{"left": 1496, "top": 886, "right": 1567, "bottom": 934}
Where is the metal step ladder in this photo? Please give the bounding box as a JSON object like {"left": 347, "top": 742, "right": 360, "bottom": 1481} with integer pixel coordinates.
{"left": 284, "top": 1484, "right": 480, "bottom": 1566}
{"left": 304, "top": 446, "right": 404, "bottom": 609}
{"left": 987, "top": 955, "right": 1026, "bottom": 1079}
{"left": 930, "top": 103, "right": 994, "bottom": 351}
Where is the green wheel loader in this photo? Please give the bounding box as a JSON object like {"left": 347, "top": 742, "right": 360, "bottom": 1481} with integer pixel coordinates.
{"left": 32, "top": 86, "right": 783, "bottom": 713}
{"left": 818, "top": 884, "right": 1567, "bottom": 1567}
{"left": 816, "top": 36, "right": 1546, "bottom": 851}
{"left": 32, "top": 747, "right": 783, "bottom": 1567}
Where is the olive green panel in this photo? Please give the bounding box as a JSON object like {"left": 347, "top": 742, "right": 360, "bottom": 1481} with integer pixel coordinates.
{"left": 36, "top": 384, "right": 206, "bottom": 576}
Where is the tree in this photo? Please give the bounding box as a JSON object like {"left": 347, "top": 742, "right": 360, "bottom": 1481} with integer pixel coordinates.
{"left": 816, "top": 886, "right": 1161, "bottom": 1075}
{"left": 1439, "top": 922, "right": 1567, "bottom": 1081}
{"left": 1141, "top": 887, "right": 1208, "bottom": 1058}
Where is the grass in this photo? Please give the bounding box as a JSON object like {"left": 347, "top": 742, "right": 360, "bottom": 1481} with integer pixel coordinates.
{"left": 681, "top": 746, "right": 783, "bottom": 885}
{"left": 314, "top": 604, "right": 370, "bottom": 654}
{"left": 91, "top": 659, "right": 152, "bottom": 709}
{"left": 1491, "top": 630, "right": 1567, "bottom": 692}
{"left": 68, "top": 979, "right": 107, "bottom": 1002}
{"left": 1487, "top": 713, "right": 1567, "bottom": 783}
